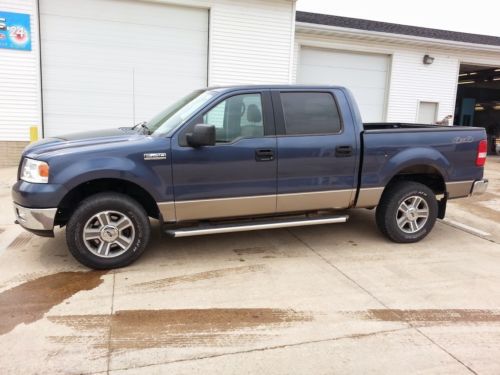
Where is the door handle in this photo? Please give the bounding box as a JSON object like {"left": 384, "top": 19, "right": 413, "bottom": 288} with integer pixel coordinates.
{"left": 255, "top": 149, "right": 275, "bottom": 162}
{"left": 335, "top": 145, "right": 353, "bottom": 157}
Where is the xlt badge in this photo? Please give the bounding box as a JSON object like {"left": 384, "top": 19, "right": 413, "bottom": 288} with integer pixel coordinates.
{"left": 144, "top": 153, "right": 167, "bottom": 160}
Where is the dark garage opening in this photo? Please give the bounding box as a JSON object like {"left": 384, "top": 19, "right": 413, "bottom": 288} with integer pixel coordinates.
{"left": 455, "top": 64, "right": 500, "bottom": 154}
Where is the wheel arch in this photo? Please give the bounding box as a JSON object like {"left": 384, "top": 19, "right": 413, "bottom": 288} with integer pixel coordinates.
{"left": 55, "top": 178, "right": 160, "bottom": 226}
{"left": 384, "top": 164, "right": 446, "bottom": 195}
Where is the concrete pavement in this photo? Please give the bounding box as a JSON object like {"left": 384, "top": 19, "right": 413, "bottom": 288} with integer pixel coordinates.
{"left": 0, "top": 159, "right": 499, "bottom": 374}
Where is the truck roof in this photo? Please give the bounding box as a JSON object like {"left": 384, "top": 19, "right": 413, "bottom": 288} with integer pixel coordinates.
{"left": 206, "top": 84, "right": 346, "bottom": 92}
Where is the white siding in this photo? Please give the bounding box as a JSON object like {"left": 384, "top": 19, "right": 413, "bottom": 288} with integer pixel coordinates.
{"left": 0, "top": 0, "right": 41, "bottom": 141}
{"left": 387, "top": 50, "right": 459, "bottom": 123}
{"left": 294, "top": 31, "right": 500, "bottom": 124}
{"left": 208, "top": 0, "right": 295, "bottom": 85}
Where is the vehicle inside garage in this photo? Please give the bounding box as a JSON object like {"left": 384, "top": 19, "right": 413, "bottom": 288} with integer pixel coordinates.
{"left": 455, "top": 64, "right": 500, "bottom": 154}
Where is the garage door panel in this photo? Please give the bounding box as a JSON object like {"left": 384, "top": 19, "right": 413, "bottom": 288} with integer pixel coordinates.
{"left": 42, "top": 66, "right": 132, "bottom": 93}
{"left": 41, "top": 0, "right": 208, "bottom": 136}
{"left": 43, "top": 90, "right": 133, "bottom": 114}
{"left": 41, "top": 0, "right": 208, "bottom": 32}
{"left": 300, "top": 48, "right": 388, "bottom": 72}
{"left": 298, "top": 47, "right": 389, "bottom": 122}
{"left": 41, "top": 15, "right": 208, "bottom": 55}
{"left": 42, "top": 45, "right": 206, "bottom": 76}
{"left": 44, "top": 115, "right": 133, "bottom": 137}
{"left": 299, "top": 65, "right": 388, "bottom": 89}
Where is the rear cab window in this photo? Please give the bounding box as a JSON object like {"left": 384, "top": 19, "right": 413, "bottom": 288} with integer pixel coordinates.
{"left": 280, "top": 92, "right": 342, "bottom": 135}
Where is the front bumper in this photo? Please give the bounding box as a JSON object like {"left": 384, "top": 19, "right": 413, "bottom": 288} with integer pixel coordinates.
{"left": 13, "top": 203, "right": 57, "bottom": 233}
{"left": 471, "top": 179, "right": 488, "bottom": 196}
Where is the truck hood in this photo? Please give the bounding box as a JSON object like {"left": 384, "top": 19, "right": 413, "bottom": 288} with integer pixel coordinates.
{"left": 23, "top": 128, "right": 146, "bottom": 159}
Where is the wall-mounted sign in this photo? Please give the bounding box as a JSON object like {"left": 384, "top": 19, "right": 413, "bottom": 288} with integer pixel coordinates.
{"left": 0, "top": 11, "right": 31, "bottom": 51}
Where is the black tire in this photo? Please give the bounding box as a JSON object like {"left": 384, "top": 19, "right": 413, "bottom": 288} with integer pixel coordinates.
{"left": 375, "top": 181, "right": 437, "bottom": 243}
{"left": 66, "top": 192, "right": 151, "bottom": 269}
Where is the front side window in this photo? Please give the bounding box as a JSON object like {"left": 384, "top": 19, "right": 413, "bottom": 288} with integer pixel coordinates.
{"left": 202, "top": 93, "right": 264, "bottom": 143}
{"left": 280, "top": 92, "right": 341, "bottom": 135}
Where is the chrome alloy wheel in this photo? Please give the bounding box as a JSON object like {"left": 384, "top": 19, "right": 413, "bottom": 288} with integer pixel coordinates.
{"left": 396, "top": 195, "right": 429, "bottom": 234}
{"left": 83, "top": 211, "right": 135, "bottom": 258}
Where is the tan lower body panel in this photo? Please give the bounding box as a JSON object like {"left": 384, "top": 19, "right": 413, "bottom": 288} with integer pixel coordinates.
{"left": 446, "top": 180, "right": 474, "bottom": 199}
{"left": 174, "top": 195, "right": 276, "bottom": 221}
{"left": 276, "top": 189, "right": 354, "bottom": 212}
{"left": 355, "top": 187, "right": 385, "bottom": 208}
{"left": 158, "top": 202, "right": 176, "bottom": 222}
{"left": 160, "top": 189, "right": 357, "bottom": 222}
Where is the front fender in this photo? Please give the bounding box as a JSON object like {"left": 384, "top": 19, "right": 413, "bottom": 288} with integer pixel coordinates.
{"left": 53, "top": 155, "right": 172, "bottom": 203}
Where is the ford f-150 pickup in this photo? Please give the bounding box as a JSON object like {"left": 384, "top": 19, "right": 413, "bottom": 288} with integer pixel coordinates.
{"left": 12, "top": 85, "right": 489, "bottom": 269}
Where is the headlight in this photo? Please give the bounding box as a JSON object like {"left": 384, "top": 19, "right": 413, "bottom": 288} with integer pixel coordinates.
{"left": 21, "top": 158, "right": 49, "bottom": 183}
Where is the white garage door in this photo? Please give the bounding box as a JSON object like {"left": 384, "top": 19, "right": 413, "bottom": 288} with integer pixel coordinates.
{"left": 298, "top": 47, "right": 389, "bottom": 122}
{"left": 40, "top": 0, "right": 208, "bottom": 137}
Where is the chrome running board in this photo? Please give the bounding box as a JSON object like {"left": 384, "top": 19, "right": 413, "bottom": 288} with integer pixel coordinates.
{"left": 166, "top": 215, "right": 349, "bottom": 238}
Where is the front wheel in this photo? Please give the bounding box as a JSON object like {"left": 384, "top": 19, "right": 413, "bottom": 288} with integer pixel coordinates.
{"left": 376, "top": 181, "right": 438, "bottom": 243}
{"left": 66, "top": 193, "right": 151, "bottom": 269}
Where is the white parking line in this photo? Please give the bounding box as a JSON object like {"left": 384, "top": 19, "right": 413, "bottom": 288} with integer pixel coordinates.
{"left": 440, "top": 218, "right": 491, "bottom": 237}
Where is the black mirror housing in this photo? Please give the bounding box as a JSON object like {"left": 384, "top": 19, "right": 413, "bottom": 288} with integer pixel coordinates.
{"left": 186, "top": 124, "right": 216, "bottom": 147}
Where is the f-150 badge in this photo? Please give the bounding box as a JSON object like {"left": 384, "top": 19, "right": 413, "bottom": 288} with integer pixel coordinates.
{"left": 144, "top": 153, "right": 167, "bottom": 160}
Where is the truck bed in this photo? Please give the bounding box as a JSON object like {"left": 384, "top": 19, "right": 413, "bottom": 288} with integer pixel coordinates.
{"left": 359, "top": 123, "right": 486, "bottom": 191}
{"left": 364, "top": 122, "right": 481, "bottom": 132}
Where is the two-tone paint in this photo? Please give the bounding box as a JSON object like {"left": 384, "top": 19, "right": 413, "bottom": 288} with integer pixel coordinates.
{"left": 12, "top": 85, "right": 488, "bottom": 236}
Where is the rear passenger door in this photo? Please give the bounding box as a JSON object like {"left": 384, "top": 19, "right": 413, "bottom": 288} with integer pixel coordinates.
{"left": 272, "top": 89, "right": 358, "bottom": 212}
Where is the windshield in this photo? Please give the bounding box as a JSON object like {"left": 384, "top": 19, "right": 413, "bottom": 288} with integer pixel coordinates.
{"left": 148, "top": 90, "right": 217, "bottom": 136}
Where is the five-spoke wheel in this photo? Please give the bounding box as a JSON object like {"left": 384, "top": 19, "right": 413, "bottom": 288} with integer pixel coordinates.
{"left": 66, "top": 193, "right": 150, "bottom": 269}
{"left": 83, "top": 210, "right": 135, "bottom": 258}
{"left": 376, "top": 181, "right": 437, "bottom": 243}
{"left": 396, "top": 196, "right": 429, "bottom": 234}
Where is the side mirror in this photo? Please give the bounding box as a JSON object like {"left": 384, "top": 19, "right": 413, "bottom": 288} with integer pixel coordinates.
{"left": 186, "top": 124, "right": 216, "bottom": 147}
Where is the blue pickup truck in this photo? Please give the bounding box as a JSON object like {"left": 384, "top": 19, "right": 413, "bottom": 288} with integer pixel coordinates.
{"left": 12, "top": 85, "right": 488, "bottom": 269}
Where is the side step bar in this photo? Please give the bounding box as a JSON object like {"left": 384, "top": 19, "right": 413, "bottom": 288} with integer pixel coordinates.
{"left": 166, "top": 215, "right": 349, "bottom": 238}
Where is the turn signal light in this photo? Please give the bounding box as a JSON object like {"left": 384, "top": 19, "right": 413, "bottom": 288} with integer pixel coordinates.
{"left": 38, "top": 163, "right": 49, "bottom": 178}
{"left": 476, "top": 139, "right": 487, "bottom": 167}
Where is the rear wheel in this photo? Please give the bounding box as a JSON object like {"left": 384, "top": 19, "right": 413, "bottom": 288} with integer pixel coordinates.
{"left": 376, "top": 181, "right": 437, "bottom": 243}
{"left": 66, "top": 193, "right": 151, "bottom": 269}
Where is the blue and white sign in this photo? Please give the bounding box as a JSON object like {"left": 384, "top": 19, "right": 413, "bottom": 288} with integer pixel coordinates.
{"left": 0, "top": 11, "right": 31, "bottom": 51}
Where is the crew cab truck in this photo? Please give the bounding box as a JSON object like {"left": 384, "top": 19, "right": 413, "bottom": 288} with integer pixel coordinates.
{"left": 12, "top": 86, "right": 488, "bottom": 269}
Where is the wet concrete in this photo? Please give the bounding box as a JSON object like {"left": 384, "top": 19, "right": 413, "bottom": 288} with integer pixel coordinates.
{"left": 0, "top": 271, "right": 107, "bottom": 335}
{"left": 446, "top": 156, "right": 500, "bottom": 243}
{"left": 132, "top": 264, "right": 266, "bottom": 290}
{"left": 7, "top": 232, "right": 33, "bottom": 250}
{"left": 50, "top": 308, "right": 312, "bottom": 350}
{"left": 366, "top": 309, "right": 500, "bottom": 323}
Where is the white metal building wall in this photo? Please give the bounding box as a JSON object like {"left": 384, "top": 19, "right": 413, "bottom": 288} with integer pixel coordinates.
{"left": 294, "top": 31, "right": 500, "bottom": 124}
{"left": 0, "top": 0, "right": 41, "bottom": 141}
{"left": 207, "top": 0, "right": 295, "bottom": 85}
{"left": 387, "top": 50, "right": 459, "bottom": 122}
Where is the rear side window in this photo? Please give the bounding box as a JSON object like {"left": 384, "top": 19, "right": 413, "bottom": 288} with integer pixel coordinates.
{"left": 280, "top": 92, "right": 341, "bottom": 135}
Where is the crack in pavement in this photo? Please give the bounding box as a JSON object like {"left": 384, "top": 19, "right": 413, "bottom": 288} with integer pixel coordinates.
{"left": 106, "top": 271, "right": 116, "bottom": 375}
{"left": 286, "top": 228, "right": 479, "bottom": 375}
{"left": 107, "top": 326, "right": 411, "bottom": 373}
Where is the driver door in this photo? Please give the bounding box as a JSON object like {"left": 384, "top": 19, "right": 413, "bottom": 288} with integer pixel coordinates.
{"left": 171, "top": 90, "right": 277, "bottom": 221}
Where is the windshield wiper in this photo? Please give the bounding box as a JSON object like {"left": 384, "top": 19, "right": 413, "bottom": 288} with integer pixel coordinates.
{"left": 131, "top": 121, "right": 151, "bottom": 135}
